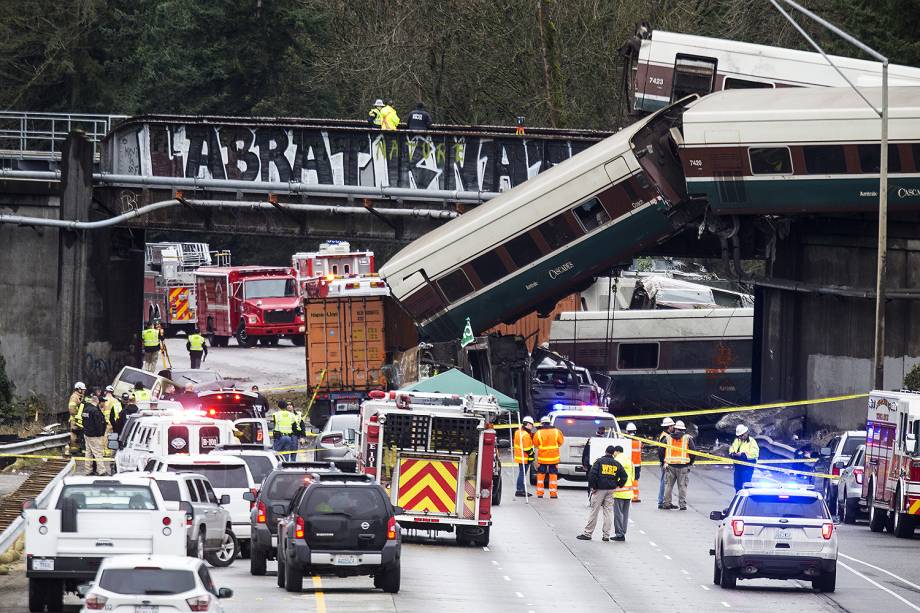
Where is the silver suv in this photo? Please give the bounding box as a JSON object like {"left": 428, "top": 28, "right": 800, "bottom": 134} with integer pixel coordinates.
{"left": 709, "top": 485, "right": 838, "bottom": 592}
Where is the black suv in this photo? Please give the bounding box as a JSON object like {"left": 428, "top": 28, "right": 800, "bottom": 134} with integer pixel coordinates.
{"left": 245, "top": 461, "right": 339, "bottom": 576}
{"left": 275, "top": 474, "right": 401, "bottom": 593}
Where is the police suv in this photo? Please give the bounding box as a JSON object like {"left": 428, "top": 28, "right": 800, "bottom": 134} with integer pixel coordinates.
{"left": 710, "top": 484, "right": 838, "bottom": 592}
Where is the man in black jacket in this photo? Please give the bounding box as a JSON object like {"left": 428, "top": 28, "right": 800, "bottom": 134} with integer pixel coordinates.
{"left": 577, "top": 445, "right": 627, "bottom": 541}
{"left": 81, "top": 394, "right": 109, "bottom": 475}
{"left": 114, "top": 393, "right": 139, "bottom": 435}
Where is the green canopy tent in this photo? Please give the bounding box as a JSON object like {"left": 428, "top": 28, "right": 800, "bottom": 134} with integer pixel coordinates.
{"left": 400, "top": 368, "right": 519, "bottom": 411}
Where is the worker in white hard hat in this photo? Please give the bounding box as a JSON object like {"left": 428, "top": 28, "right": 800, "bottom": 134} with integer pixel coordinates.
{"left": 625, "top": 422, "right": 642, "bottom": 502}
{"left": 513, "top": 416, "right": 536, "bottom": 496}
{"left": 66, "top": 381, "right": 87, "bottom": 455}
{"left": 532, "top": 415, "right": 564, "bottom": 498}
{"left": 368, "top": 99, "right": 385, "bottom": 126}
{"left": 659, "top": 420, "right": 696, "bottom": 510}
{"left": 657, "top": 417, "right": 676, "bottom": 508}
{"left": 728, "top": 423, "right": 760, "bottom": 492}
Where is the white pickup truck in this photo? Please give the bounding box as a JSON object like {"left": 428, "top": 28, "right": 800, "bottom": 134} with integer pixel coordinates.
{"left": 24, "top": 475, "right": 186, "bottom": 612}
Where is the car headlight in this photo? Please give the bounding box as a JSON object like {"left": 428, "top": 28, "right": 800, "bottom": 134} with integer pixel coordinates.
{"left": 247, "top": 315, "right": 258, "bottom": 324}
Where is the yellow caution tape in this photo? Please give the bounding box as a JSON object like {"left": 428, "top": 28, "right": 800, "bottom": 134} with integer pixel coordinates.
{"left": 617, "top": 392, "right": 868, "bottom": 422}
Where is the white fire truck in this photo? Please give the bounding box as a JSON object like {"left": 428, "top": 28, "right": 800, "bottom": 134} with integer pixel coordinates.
{"left": 356, "top": 391, "right": 501, "bottom": 546}
{"left": 863, "top": 390, "right": 920, "bottom": 538}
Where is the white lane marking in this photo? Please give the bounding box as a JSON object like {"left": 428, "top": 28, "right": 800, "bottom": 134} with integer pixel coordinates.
{"left": 840, "top": 552, "right": 920, "bottom": 592}
{"left": 664, "top": 554, "right": 672, "bottom": 560}
{"left": 491, "top": 560, "right": 499, "bottom": 565}
{"left": 629, "top": 519, "right": 635, "bottom": 523}
{"left": 721, "top": 601, "right": 730, "bottom": 608}
{"left": 681, "top": 569, "right": 689, "bottom": 575}
{"left": 700, "top": 585, "right": 710, "bottom": 591}
{"left": 649, "top": 540, "right": 658, "bottom": 547}
{"left": 483, "top": 546, "right": 490, "bottom": 551}
{"left": 503, "top": 575, "right": 511, "bottom": 581}
{"left": 839, "top": 561, "right": 920, "bottom": 612}
{"left": 515, "top": 592, "right": 524, "bottom": 598}
{"left": 639, "top": 529, "right": 646, "bottom": 535}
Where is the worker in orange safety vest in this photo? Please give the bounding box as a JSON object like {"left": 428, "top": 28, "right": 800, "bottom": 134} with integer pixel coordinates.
{"left": 513, "top": 416, "right": 535, "bottom": 497}
{"left": 532, "top": 415, "right": 565, "bottom": 498}
{"left": 625, "top": 422, "right": 641, "bottom": 502}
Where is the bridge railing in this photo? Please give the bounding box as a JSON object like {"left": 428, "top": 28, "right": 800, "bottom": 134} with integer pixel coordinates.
{"left": 0, "top": 111, "right": 127, "bottom": 161}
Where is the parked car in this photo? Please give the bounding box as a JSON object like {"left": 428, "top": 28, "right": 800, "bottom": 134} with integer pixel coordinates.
{"left": 139, "top": 472, "right": 237, "bottom": 566}
{"left": 212, "top": 444, "right": 282, "bottom": 485}
{"left": 148, "top": 455, "right": 257, "bottom": 558}
{"left": 157, "top": 368, "right": 226, "bottom": 391}
{"left": 111, "top": 366, "right": 179, "bottom": 400}
{"left": 246, "top": 461, "right": 340, "bottom": 576}
{"left": 816, "top": 431, "right": 866, "bottom": 508}
{"left": 275, "top": 473, "right": 401, "bottom": 593}
{"left": 80, "top": 555, "right": 233, "bottom": 613}
{"left": 710, "top": 484, "right": 838, "bottom": 592}
{"left": 531, "top": 359, "right": 605, "bottom": 418}
{"left": 306, "top": 414, "right": 359, "bottom": 470}
{"left": 836, "top": 444, "right": 867, "bottom": 524}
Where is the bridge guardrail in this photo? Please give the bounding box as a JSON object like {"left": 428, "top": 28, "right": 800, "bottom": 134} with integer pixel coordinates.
{"left": 0, "top": 111, "right": 127, "bottom": 162}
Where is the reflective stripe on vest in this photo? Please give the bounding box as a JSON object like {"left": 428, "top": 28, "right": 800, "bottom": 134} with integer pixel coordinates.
{"left": 142, "top": 328, "right": 160, "bottom": 348}
{"left": 631, "top": 439, "right": 641, "bottom": 465}
{"left": 533, "top": 427, "right": 563, "bottom": 464}
{"left": 274, "top": 410, "right": 294, "bottom": 434}
{"left": 512, "top": 429, "right": 533, "bottom": 464}
{"left": 729, "top": 437, "right": 759, "bottom": 461}
{"left": 188, "top": 334, "right": 205, "bottom": 351}
{"left": 664, "top": 434, "right": 690, "bottom": 465}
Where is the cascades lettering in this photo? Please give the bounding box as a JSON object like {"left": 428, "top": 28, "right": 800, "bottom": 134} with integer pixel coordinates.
{"left": 548, "top": 262, "right": 574, "bottom": 279}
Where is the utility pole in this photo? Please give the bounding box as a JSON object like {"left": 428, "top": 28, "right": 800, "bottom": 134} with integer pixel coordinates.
{"left": 769, "top": 0, "right": 890, "bottom": 390}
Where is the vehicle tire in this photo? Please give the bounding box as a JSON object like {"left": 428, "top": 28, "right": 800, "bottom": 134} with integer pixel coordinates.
{"left": 239, "top": 539, "right": 251, "bottom": 559}
{"left": 277, "top": 554, "right": 287, "bottom": 588}
{"left": 814, "top": 568, "right": 836, "bottom": 593}
{"left": 869, "top": 491, "right": 887, "bottom": 533}
{"left": 824, "top": 481, "right": 836, "bottom": 509}
{"left": 290, "top": 335, "right": 305, "bottom": 347}
{"left": 376, "top": 560, "right": 401, "bottom": 593}
{"left": 284, "top": 559, "right": 304, "bottom": 592}
{"left": 190, "top": 529, "right": 206, "bottom": 559}
{"left": 250, "top": 545, "right": 267, "bottom": 576}
{"left": 492, "top": 473, "right": 503, "bottom": 507}
{"left": 206, "top": 531, "right": 238, "bottom": 567}
{"left": 236, "top": 325, "right": 257, "bottom": 348}
{"left": 893, "top": 488, "right": 915, "bottom": 539}
{"left": 842, "top": 496, "right": 859, "bottom": 525}
{"left": 712, "top": 557, "right": 722, "bottom": 585}
{"left": 719, "top": 558, "right": 736, "bottom": 589}
{"left": 473, "top": 527, "right": 490, "bottom": 547}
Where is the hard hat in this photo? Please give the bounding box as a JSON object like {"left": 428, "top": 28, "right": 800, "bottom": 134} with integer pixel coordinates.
{"left": 661, "top": 417, "right": 675, "bottom": 427}
{"left": 540, "top": 415, "right": 551, "bottom": 424}
{"left": 105, "top": 385, "right": 114, "bottom": 393}
{"left": 626, "top": 422, "right": 637, "bottom": 432}
{"left": 522, "top": 416, "right": 534, "bottom": 424}
{"left": 674, "top": 420, "right": 686, "bottom": 430}
{"left": 121, "top": 392, "right": 130, "bottom": 400}
{"left": 736, "top": 424, "right": 749, "bottom": 436}
{"left": 74, "top": 381, "right": 86, "bottom": 390}
{"left": 374, "top": 98, "right": 384, "bottom": 107}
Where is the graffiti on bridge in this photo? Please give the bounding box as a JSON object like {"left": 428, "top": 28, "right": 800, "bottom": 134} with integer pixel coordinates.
{"left": 83, "top": 341, "right": 134, "bottom": 387}
{"left": 107, "top": 122, "right": 596, "bottom": 193}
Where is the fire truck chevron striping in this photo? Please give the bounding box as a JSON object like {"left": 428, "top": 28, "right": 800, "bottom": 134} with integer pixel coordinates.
{"left": 397, "top": 458, "right": 459, "bottom": 513}
{"left": 170, "top": 287, "right": 193, "bottom": 321}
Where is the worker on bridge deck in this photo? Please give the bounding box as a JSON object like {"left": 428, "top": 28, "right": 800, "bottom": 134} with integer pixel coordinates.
{"left": 532, "top": 415, "right": 564, "bottom": 499}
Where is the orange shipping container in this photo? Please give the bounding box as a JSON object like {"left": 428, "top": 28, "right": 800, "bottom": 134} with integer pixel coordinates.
{"left": 486, "top": 293, "right": 580, "bottom": 352}
{"left": 306, "top": 297, "right": 388, "bottom": 392}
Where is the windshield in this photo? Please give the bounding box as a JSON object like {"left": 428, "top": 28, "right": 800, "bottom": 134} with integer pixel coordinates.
{"left": 168, "top": 371, "right": 222, "bottom": 386}
{"left": 535, "top": 369, "right": 576, "bottom": 386}
{"left": 244, "top": 278, "right": 296, "bottom": 299}
{"left": 57, "top": 484, "right": 157, "bottom": 510}
{"left": 118, "top": 369, "right": 156, "bottom": 389}
{"left": 555, "top": 416, "right": 618, "bottom": 437}
{"left": 841, "top": 435, "right": 866, "bottom": 456}
{"left": 326, "top": 415, "right": 359, "bottom": 442}
{"left": 99, "top": 568, "right": 196, "bottom": 595}
{"left": 168, "top": 465, "right": 248, "bottom": 488}
{"left": 239, "top": 456, "right": 274, "bottom": 484}
{"left": 303, "top": 486, "right": 385, "bottom": 519}
{"left": 739, "top": 494, "right": 828, "bottom": 519}
{"left": 266, "top": 473, "right": 313, "bottom": 501}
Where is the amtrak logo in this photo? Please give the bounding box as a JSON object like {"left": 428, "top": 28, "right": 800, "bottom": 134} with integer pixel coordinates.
{"left": 361, "top": 521, "right": 370, "bottom": 530}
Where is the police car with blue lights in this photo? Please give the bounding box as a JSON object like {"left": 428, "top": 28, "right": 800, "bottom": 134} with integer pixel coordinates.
{"left": 709, "top": 482, "right": 838, "bottom": 592}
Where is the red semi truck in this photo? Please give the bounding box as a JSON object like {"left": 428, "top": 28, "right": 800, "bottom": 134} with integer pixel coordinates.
{"left": 195, "top": 266, "right": 305, "bottom": 347}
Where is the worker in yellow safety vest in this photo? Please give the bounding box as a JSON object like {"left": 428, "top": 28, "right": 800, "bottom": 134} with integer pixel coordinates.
{"left": 368, "top": 99, "right": 385, "bottom": 126}
{"left": 657, "top": 417, "right": 675, "bottom": 508}
{"left": 132, "top": 381, "right": 151, "bottom": 402}
{"left": 66, "top": 381, "right": 86, "bottom": 454}
{"left": 102, "top": 386, "right": 122, "bottom": 433}
{"left": 728, "top": 424, "right": 760, "bottom": 492}
{"left": 611, "top": 445, "right": 635, "bottom": 540}
{"left": 625, "top": 422, "right": 642, "bottom": 502}
{"left": 531, "top": 416, "right": 565, "bottom": 499}
{"left": 186, "top": 328, "right": 208, "bottom": 369}
{"left": 272, "top": 400, "right": 297, "bottom": 454}
{"left": 141, "top": 321, "right": 161, "bottom": 372}
{"left": 658, "top": 420, "right": 696, "bottom": 510}
{"left": 513, "top": 416, "right": 535, "bottom": 497}
{"left": 379, "top": 100, "right": 400, "bottom": 131}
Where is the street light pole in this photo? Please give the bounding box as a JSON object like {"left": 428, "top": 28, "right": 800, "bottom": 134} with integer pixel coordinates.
{"left": 769, "top": 0, "right": 890, "bottom": 390}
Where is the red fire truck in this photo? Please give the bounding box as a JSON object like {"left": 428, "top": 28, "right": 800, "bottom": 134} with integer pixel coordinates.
{"left": 291, "top": 241, "right": 375, "bottom": 292}
{"left": 863, "top": 390, "right": 920, "bottom": 538}
{"left": 195, "top": 266, "right": 305, "bottom": 347}
{"left": 357, "top": 391, "right": 500, "bottom": 546}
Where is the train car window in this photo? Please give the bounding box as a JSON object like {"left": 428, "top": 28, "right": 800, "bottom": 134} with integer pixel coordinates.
{"left": 723, "top": 77, "right": 773, "bottom": 90}
{"left": 470, "top": 250, "right": 508, "bottom": 287}
{"left": 505, "top": 232, "right": 543, "bottom": 268}
{"left": 913, "top": 144, "right": 920, "bottom": 172}
{"left": 537, "top": 213, "right": 580, "bottom": 251}
{"left": 748, "top": 147, "right": 792, "bottom": 175}
{"left": 572, "top": 198, "right": 611, "bottom": 232}
{"left": 437, "top": 269, "right": 475, "bottom": 302}
{"left": 858, "top": 144, "right": 902, "bottom": 173}
{"left": 803, "top": 145, "right": 847, "bottom": 174}
{"left": 617, "top": 343, "right": 659, "bottom": 370}
{"left": 671, "top": 54, "right": 717, "bottom": 101}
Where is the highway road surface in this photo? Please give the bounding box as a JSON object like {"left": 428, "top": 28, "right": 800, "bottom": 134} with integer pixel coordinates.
{"left": 163, "top": 338, "right": 306, "bottom": 391}
{"left": 3, "top": 464, "right": 920, "bottom": 612}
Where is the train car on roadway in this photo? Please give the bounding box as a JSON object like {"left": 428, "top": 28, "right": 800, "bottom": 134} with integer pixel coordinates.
{"left": 676, "top": 86, "right": 920, "bottom": 214}
{"left": 379, "top": 98, "right": 697, "bottom": 341}
{"left": 623, "top": 27, "right": 920, "bottom": 114}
